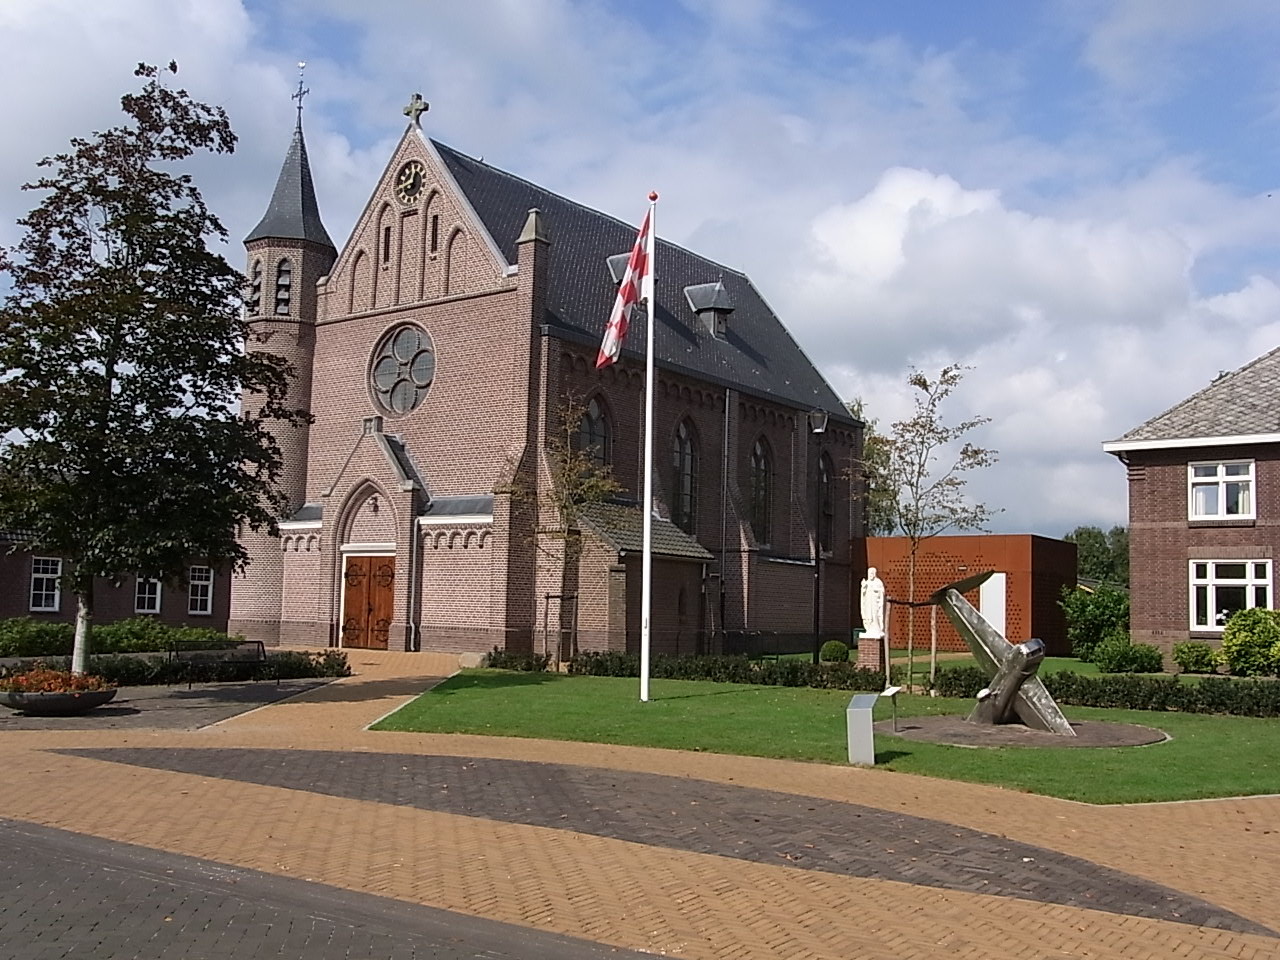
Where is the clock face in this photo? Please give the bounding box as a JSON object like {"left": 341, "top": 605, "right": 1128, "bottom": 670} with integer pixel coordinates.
{"left": 395, "top": 160, "right": 425, "bottom": 204}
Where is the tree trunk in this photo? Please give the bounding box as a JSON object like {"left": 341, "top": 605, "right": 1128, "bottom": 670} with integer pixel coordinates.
{"left": 929, "top": 604, "right": 938, "bottom": 692}
{"left": 71, "top": 585, "right": 94, "bottom": 675}
{"left": 906, "top": 546, "right": 916, "bottom": 692}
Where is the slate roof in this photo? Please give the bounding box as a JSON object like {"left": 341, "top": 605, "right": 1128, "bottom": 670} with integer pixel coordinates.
{"left": 246, "top": 119, "right": 336, "bottom": 250}
{"left": 1109, "top": 345, "right": 1280, "bottom": 446}
{"left": 434, "top": 142, "right": 851, "bottom": 419}
{"left": 578, "top": 502, "right": 714, "bottom": 561}
{"left": 421, "top": 495, "right": 494, "bottom": 518}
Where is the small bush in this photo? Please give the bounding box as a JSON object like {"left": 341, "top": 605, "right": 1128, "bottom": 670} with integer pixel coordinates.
{"left": 1059, "top": 586, "right": 1129, "bottom": 662}
{"left": 819, "top": 640, "right": 849, "bottom": 663}
{"left": 1091, "top": 636, "right": 1164, "bottom": 674}
{"left": 1172, "top": 641, "right": 1219, "bottom": 674}
{"left": 1220, "top": 608, "right": 1280, "bottom": 676}
{"left": 484, "top": 647, "right": 552, "bottom": 671}
{"left": 0, "top": 618, "right": 75, "bottom": 658}
{"left": 0, "top": 668, "right": 112, "bottom": 692}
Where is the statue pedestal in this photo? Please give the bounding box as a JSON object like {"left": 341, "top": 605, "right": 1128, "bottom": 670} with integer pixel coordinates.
{"left": 856, "top": 633, "right": 885, "bottom": 673}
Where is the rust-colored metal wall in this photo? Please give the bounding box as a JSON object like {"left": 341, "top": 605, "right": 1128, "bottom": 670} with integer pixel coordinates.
{"left": 862, "top": 534, "right": 1076, "bottom": 655}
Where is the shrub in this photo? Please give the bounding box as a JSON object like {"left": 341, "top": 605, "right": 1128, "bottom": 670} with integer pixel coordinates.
{"left": 0, "top": 650, "right": 350, "bottom": 687}
{"left": 565, "top": 650, "right": 885, "bottom": 691}
{"left": 931, "top": 662, "right": 1280, "bottom": 717}
{"left": 484, "top": 647, "right": 552, "bottom": 671}
{"left": 933, "top": 665, "right": 987, "bottom": 699}
{"left": 819, "top": 640, "right": 849, "bottom": 663}
{"left": 0, "top": 618, "right": 75, "bottom": 658}
{"left": 1172, "top": 641, "right": 1219, "bottom": 674}
{"left": 1091, "top": 636, "right": 1164, "bottom": 674}
{"left": 1220, "top": 608, "right": 1280, "bottom": 676}
{"left": 1059, "top": 586, "right": 1129, "bottom": 662}
{"left": 0, "top": 616, "right": 243, "bottom": 658}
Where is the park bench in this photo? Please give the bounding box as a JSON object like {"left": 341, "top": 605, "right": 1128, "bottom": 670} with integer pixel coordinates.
{"left": 168, "top": 640, "right": 277, "bottom": 687}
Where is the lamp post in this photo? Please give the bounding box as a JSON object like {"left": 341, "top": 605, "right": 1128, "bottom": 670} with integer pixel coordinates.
{"left": 808, "top": 410, "right": 829, "bottom": 663}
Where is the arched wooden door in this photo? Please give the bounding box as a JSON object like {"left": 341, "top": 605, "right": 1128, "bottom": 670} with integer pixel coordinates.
{"left": 341, "top": 555, "right": 395, "bottom": 650}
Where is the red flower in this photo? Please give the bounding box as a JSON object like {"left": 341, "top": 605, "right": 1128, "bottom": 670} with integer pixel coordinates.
{"left": 1, "top": 668, "right": 112, "bottom": 693}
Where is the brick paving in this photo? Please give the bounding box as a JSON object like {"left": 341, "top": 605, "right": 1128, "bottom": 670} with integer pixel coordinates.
{"left": 1, "top": 649, "right": 1279, "bottom": 960}
{"left": 0, "top": 818, "right": 651, "bottom": 960}
{"left": 0, "top": 678, "right": 328, "bottom": 731}
{"left": 64, "top": 746, "right": 1269, "bottom": 935}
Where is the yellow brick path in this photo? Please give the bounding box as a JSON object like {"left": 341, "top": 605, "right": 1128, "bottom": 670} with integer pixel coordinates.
{"left": 2, "top": 650, "right": 1278, "bottom": 960}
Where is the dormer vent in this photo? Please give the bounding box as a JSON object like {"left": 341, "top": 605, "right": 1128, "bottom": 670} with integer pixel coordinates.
{"left": 684, "top": 280, "right": 734, "bottom": 339}
{"left": 606, "top": 253, "right": 630, "bottom": 284}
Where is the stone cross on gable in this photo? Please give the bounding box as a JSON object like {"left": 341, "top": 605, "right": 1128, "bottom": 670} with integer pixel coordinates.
{"left": 403, "top": 93, "right": 429, "bottom": 125}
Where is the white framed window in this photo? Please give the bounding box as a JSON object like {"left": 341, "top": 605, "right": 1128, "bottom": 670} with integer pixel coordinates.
{"left": 29, "top": 557, "right": 62, "bottom": 612}
{"left": 188, "top": 565, "right": 213, "bottom": 616}
{"left": 1190, "top": 560, "right": 1271, "bottom": 629}
{"left": 1188, "top": 460, "right": 1254, "bottom": 520}
{"left": 134, "top": 578, "right": 162, "bottom": 614}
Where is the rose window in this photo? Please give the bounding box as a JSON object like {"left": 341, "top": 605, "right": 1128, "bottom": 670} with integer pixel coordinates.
{"left": 370, "top": 324, "right": 435, "bottom": 415}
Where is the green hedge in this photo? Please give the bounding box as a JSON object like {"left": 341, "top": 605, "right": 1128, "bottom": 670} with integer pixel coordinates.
{"left": 0, "top": 616, "right": 241, "bottom": 658}
{"left": 933, "top": 664, "right": 1280, "bottom": 717}
{"left": 0, "top": 650, "right": 350, "bottom": 686}
{"left": 563, "top": 651, "right": 887, "bottom": 690}
{"left": 484, "top": 648, "right": 552, "bottom": 671}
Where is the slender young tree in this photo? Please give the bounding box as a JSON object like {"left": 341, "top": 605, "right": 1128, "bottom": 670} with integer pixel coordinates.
{"left": 0, "top": 63, "right": 304, "bottom": 673}
{"left": 878, "top": 365, "right": 999, "bottom": 687}
{"left": 846, "top": 397, "right": 896, "bottom": 536}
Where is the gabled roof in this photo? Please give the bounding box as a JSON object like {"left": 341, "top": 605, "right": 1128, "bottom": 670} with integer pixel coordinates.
{"left": 433, "top": 142, "right": 850, "bottom": 419}
{"left": 578, "top": 502, "right": 713, "bottom": 561}
{"left": 1104, "top": 346, "right": 1280, "bottom": 453}
{"left": 246, "top": 119, "right": 336, "bottom": 250}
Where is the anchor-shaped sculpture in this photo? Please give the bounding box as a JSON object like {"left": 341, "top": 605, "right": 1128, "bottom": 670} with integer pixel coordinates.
{"left": 930, "top": 572, "right": 1075, "bottom": 736}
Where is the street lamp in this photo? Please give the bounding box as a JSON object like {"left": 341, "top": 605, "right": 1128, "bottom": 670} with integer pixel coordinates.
{"left": 809, "top": 410, "right": 828, "bottom": 663}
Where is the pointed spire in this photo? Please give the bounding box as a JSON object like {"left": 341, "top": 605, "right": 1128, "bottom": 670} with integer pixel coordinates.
{"left": 245, "top": 65, "right": 335, "bottom": 250}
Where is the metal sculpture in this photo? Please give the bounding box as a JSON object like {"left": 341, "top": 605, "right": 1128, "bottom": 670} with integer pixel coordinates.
{"left": 930, "top": 572, "right": 1076, "bottom": 736}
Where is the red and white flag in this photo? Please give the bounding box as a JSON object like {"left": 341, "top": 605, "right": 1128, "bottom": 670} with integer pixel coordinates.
{"left": 596, "top": 205, "right": 655, "bottom": 368}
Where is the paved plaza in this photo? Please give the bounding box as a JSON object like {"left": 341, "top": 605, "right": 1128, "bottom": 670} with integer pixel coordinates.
{"left": 2, "top": 651, "right": 1279, "bottom": 959}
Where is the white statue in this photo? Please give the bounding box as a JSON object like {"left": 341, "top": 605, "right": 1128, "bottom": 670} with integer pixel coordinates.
{"left": 860, "top": 567, "right": 886, "bottom": 639}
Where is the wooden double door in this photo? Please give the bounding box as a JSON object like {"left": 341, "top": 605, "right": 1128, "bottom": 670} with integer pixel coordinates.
{"left": 342, "top": 555, "right": 395, "bottom": 650}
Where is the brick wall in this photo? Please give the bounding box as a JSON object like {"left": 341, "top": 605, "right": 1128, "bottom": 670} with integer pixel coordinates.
{"left": 0, "top": 547, "right": 231, "bottom": 631}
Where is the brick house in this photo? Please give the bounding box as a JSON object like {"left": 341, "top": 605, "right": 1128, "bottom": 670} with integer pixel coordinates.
{"left": 0, "top": 531, "right": 231, "bottom": 630}
{"left": 228, "top": 101, "right": 861, "bottom": 655}
{"left": 1103, "top": 347, "right": 1280, "bottom": 656}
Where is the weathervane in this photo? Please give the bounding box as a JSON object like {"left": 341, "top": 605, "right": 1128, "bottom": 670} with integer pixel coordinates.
{"left": 403, "top": 92, "right": 429, "bottom": 125}
{"left": 292, "top": 61, "right": 309, "bottom": 122}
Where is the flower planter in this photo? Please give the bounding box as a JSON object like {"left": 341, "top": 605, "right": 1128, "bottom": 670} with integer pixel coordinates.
{"left": 0, "top": 688, "right": 118, "bottom": 716}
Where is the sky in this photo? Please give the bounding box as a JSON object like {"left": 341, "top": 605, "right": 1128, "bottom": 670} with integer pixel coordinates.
{"left": 4, "top": 0, "right": 1280, "bottom": 538}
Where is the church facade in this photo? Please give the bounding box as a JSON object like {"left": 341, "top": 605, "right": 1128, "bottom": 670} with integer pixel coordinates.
{"left": 228, "top": 99, "right": 863, "bottom": 657}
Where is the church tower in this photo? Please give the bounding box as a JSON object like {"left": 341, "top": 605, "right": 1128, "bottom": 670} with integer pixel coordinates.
{"left": 228, "top": 71, "right": 336, "bottom": 644}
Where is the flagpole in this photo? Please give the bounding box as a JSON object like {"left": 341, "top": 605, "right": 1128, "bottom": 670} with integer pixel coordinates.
{"left": 640, "top": 190, "right": 658, "bottom": 703}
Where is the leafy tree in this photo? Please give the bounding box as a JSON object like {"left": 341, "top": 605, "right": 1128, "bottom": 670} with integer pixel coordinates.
{"left": 0, "top": 63, "right": 303, "bottom": 673}
{"left": 872, "top": 365, "right": 999, "bottom": 686}
{"left": 1059, "top": 584, "right": 1129, "bottom": 661}
{"left": 1064, "top": 524, "right": 1129, "bottom": 586}
{"left": 845, "top": 397, "right": 895, "bottom": 535}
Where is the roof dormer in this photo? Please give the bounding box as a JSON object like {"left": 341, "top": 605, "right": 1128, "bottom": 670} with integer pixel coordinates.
{"left": 684, "top": 279, "right": 734, "bottom": 339}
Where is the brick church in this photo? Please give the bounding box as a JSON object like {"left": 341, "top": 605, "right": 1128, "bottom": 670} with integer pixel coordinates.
{"left": 228, "top": 95, "right": 863, "bottom": 656}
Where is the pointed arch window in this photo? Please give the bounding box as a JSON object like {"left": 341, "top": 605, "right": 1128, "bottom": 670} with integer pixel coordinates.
{"left": 750, "top": 438, "right": 772, "bottom": 546}
{"left": 673, "top": 419, "right": 698, "bottom": 534}
{"left": 819, "top": 452, "right": 835, "bottom": 552}
{"left": 248, "top": 260, "right": 262, "bottom": 316}
{"left": 577, "top": 396, "right": 611, "bottom": 467}
{"left": 274, "top": 258, "right": 292, "bottom": 315}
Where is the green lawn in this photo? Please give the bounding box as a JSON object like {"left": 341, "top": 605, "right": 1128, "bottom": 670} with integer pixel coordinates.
{"left": 372, "top": 670, "right": 1280, "bottom": 804}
